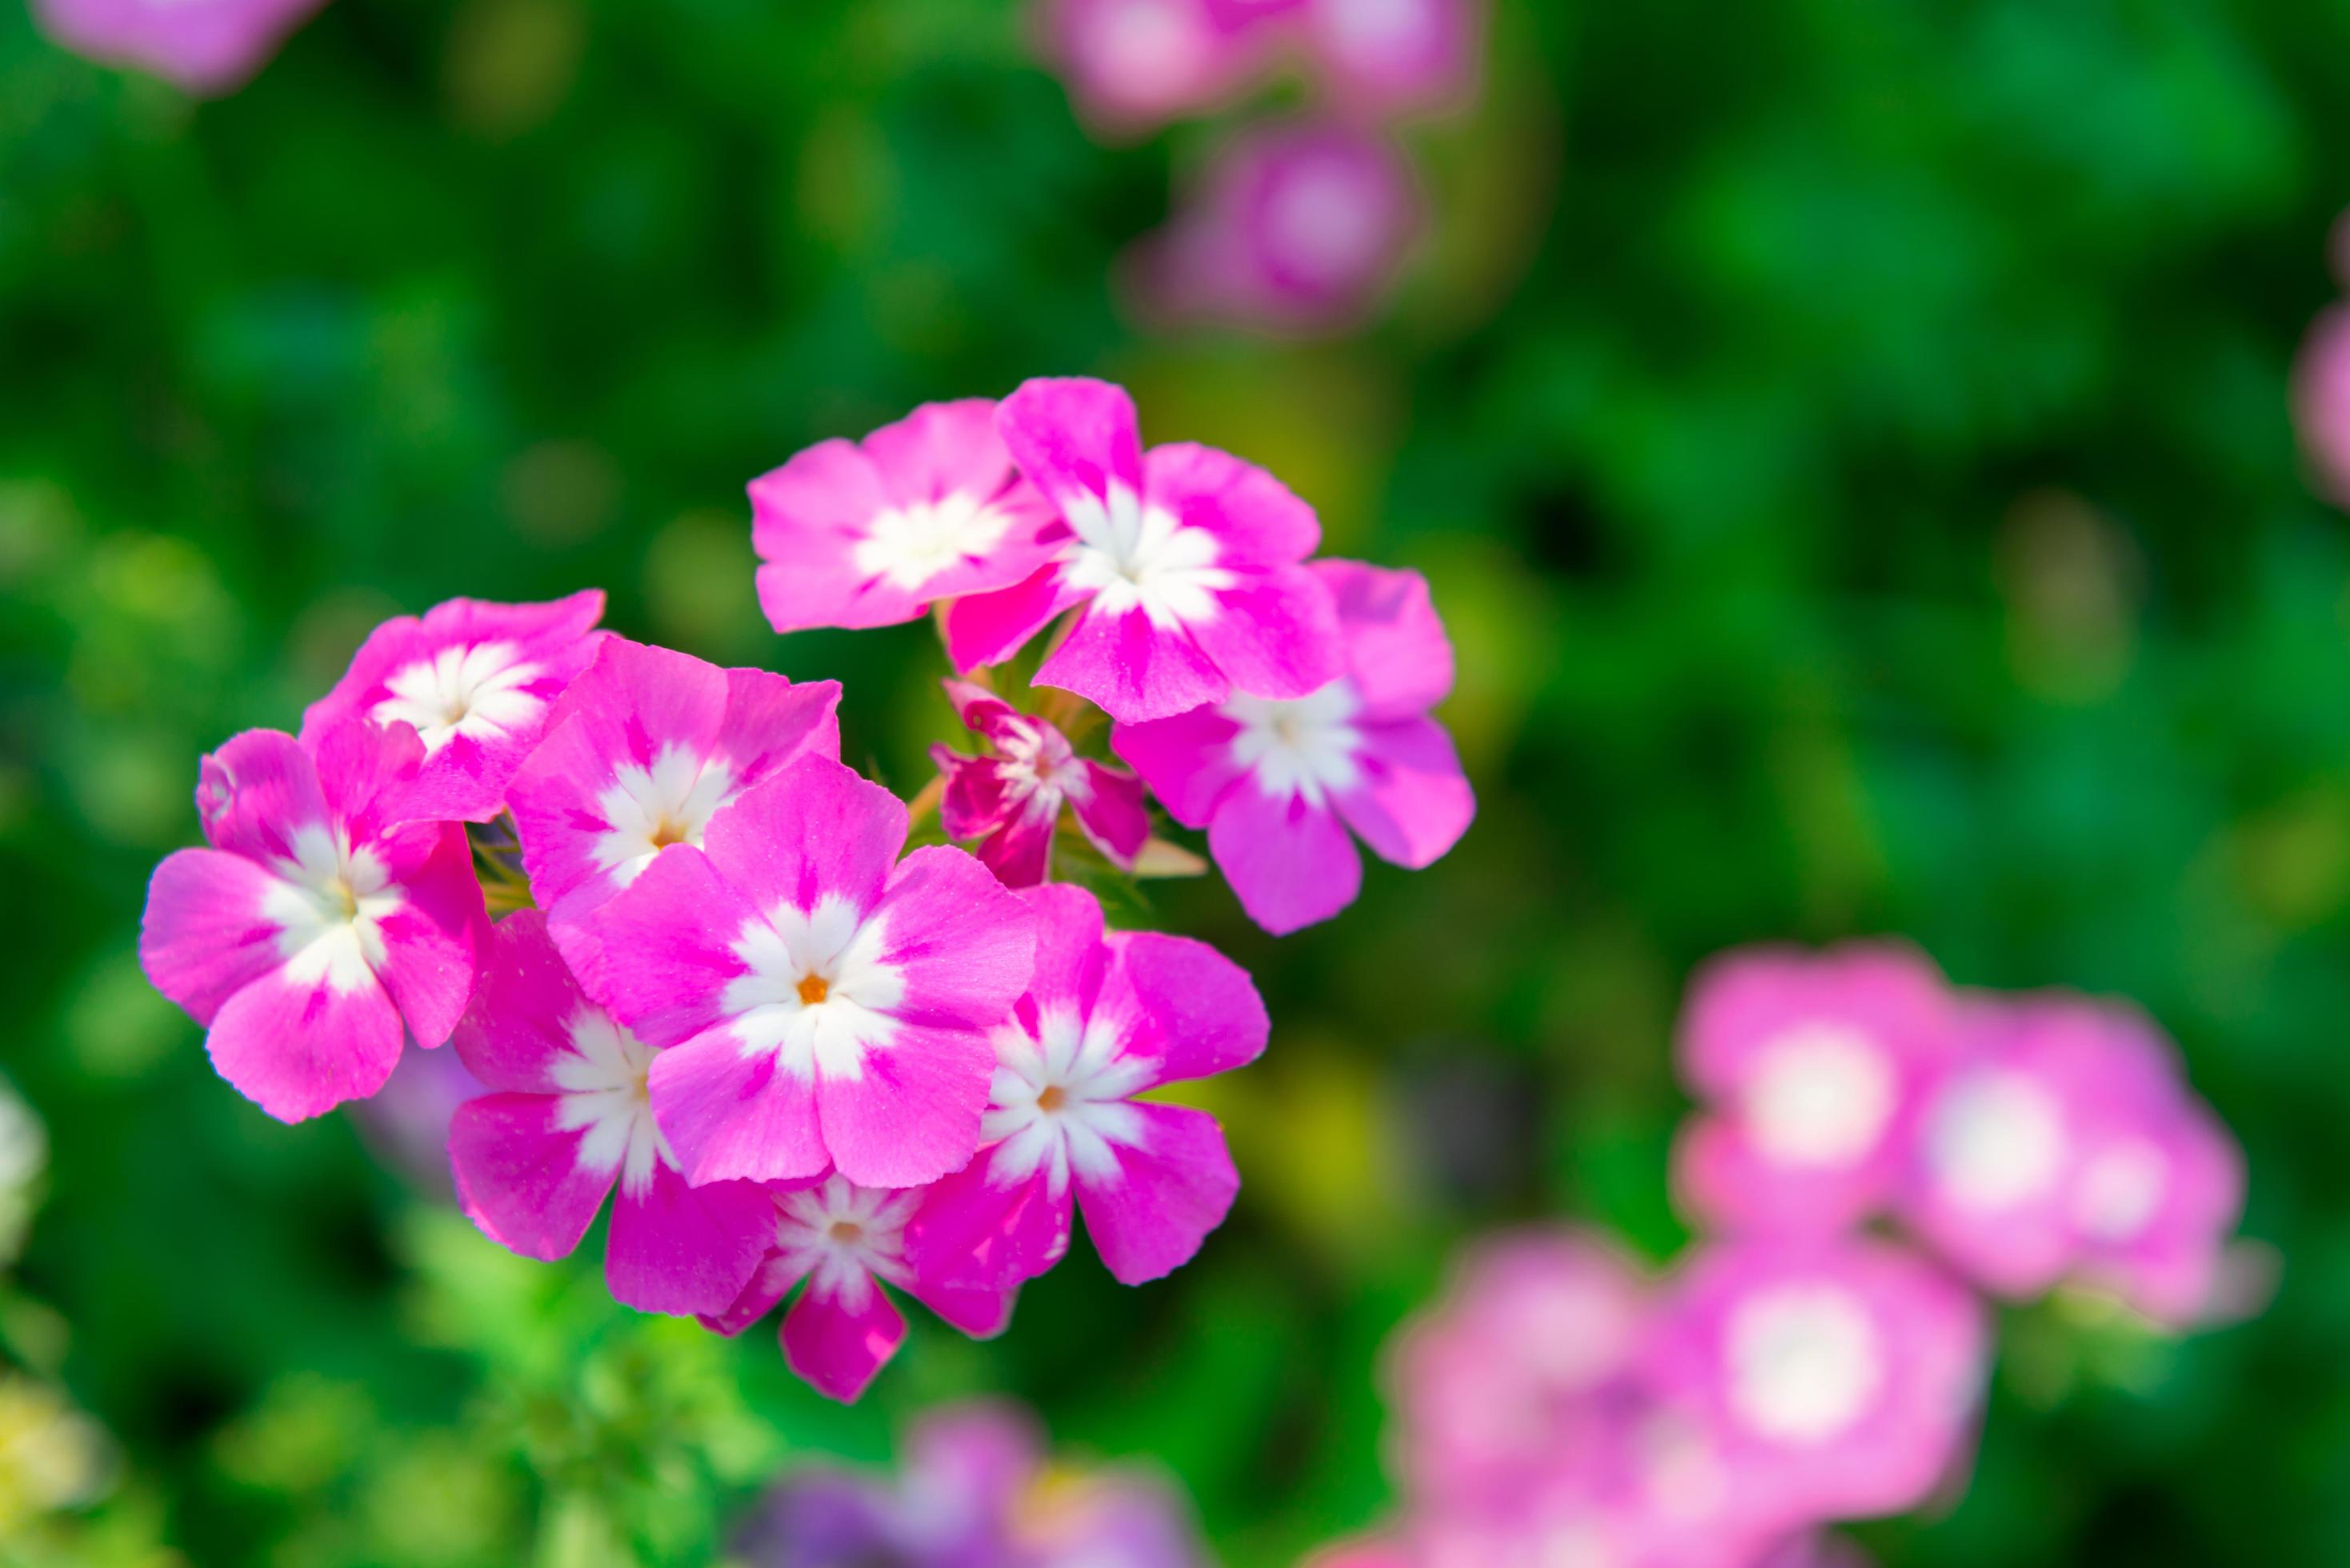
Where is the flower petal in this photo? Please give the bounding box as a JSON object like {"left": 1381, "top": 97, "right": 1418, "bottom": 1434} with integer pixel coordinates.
{"left": 997, "top": 377, "right": 1149, "bottom": 518}
{"left": 206, "top": 966, "right": 405, "bottom": 1122}
{"left": 871, "top": 845, "right": 1039, "bottom": 1031}
{"left": 1073, "top": 1102, "right": 1241, "bottom": 1284}
{"left": 905, "top": 1156, "right": 1073, "bottom": 1291}
{"left": 1318, "top": 558, "right": 1455, "bottom": 718}
{"left": 646, "top": 1030, "right": 828, "bottom": 1186}
{"left": 140, "top": 848, "right": 288, "bottom": 1027}
{"left": 1187, "top": 562, "right": 1344, "bottom": 702}
{"left": 1330, "top": 716, "right": 1475, "bottom": 870}
{"left": 1072, "top": 760, "right": 1151, "bottom": 868}
{"left": 605, "top": 1161, "right": 775, "bottom": 1316}
{"left": 699, "top": 758, "right": 908, "bottom": 925}
{"left": 1115, "top": 929, "right": 1268, "bottom": 1086}
{"left": 815, "top": 1023, "right": 994, "bottom": 1188}
{"left": 781, "top": 1278, "right": 908, "bottom": 1403}
{"left": 1207, "top": 786, "right": 1362, "bottom": 935}
{"left": 1110, "top": 706, "right": 1247, "bottom": 829}
{"left": 1037, "top": 605, "right": 1229, "bottom": 724}
{"left": 369, "top": 822, "right": 487, "bottom": 1049}
{"left": 447, "top": 1092, "right": 610, "bottom": 1262}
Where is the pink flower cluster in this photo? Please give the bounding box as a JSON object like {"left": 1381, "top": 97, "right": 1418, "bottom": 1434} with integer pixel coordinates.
{"left": 139, "top": 378, "right": 1467, "bottom": 1402}
{"left": 1039, "top": 0, "right": 1484, "bottom": 334}
{"left": 1318, "top": 944, "right": 2249, "bottom": 1568}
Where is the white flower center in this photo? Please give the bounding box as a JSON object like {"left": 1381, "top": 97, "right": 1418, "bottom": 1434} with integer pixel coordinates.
{"left": 1925, "top": 1069, "right": 2068, "bottom": 1212}
{"left": 373, "top": 641, "right": 542, "bottom": 754}
{"left": 261, "top": 823, "right": 402, "bottom": 994}
{"left": 591, "top": 745, "right": 738, "bottom": 889}
{"left": 852, "top": 491, "right": 1015, "bottom": 594}
{"left": 1085, "top": 0, "right": 1214, "bottom": 91}
{"left": 549, "top": 1006, "right": 668, "bottom": 1196}
{"left": 1740, "top": 1025, "right": 1899, "bottom": 1168}
{"left": 1224, "top": 679, "right": 1364, "bottom": 807}
{"left": 1323, "top": 0, "right": 1431, "bottom": 54}
{"left": 1060, "top": 483, "right": 1234, "bottom": 628}
{"left": 2072, "top": 1139, "right": 2169, "bottom": 1242}
{"left": 772, "top": 1175, "right": 918, "bottom": 1310}
{"left": 720, "top": 894, "right": 907, "bottom": 1080}
{"left": 983, "top": 1005, "right": 1154, "bottom": 1195}
{"left": 1725, "top": 1284, "right": 1884, "bottom": 1445}
{"left": 991, "top": 716, "right": 1091, "bottom": 821}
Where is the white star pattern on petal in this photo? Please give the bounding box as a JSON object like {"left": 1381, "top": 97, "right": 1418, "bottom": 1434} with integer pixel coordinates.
{"left": 591, "top": 745, "right": 738, "bottom": 889}
{"left": 990, "top": 715, "right": 1093, "bottom": 824}
{"left": 771, "top": 1176, "right": 919, "bottom": 1310}
{"left": 983, "top": 1004, "right": 1154, "bottom": 1195}
{"left": 1224, "top": 678, "right": 1365, "bottom": 807}
{"left": 719, "top": 895, "right": 907, "bottom": 1080}
{"left": 261, "top": 822, "right": 402, "bottom": 993}
{"left": 373, "top": 641, "right": 543, "bottom": 754}
{"left": 852, "top": 491, "right": 1016, "bottom": 593}
{"left": 548, "top": 1006, "right": 670, "bottom": 1198}
{"left": 1059, "top": 483, "right": 1234, "bottom": 628}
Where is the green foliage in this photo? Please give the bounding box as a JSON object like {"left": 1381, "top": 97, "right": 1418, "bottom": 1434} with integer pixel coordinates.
{"left": 3, "top": 0, "right": 2349, "bottom": 1562}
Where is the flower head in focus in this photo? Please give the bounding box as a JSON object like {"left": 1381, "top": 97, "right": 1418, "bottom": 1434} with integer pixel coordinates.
{"left": 931, "top": 681, "right": 1151, "bottom": 887}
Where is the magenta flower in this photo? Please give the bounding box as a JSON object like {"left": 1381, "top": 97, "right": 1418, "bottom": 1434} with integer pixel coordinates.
{"left": 1384, "top": 1229, "right": 1651, "bottom": 1512}
{"left": 301, "top": 590, "right": 607, "bottom": 824}
{"left": 700, "top": 1174, "right": 1015, "bottom": 1403}
{"left": 910, "top": 883, "right": 1266, "bottom": 1288}
{"left": 139, "top": 722, "right": 488, "bottom": 1122}
{"left": 1038, "top": 0, "right": 1275, "bottom": 136}
{"left": 586, "top": 755, "right": 1037, "bottom": 1189}
{"left": 445, "top": 911, "right": 774, "bottom": 1317}
{"left": 1297, "top": 0, "right": 1484, "bottom": 118}
{"left": 1131, "top": 120, "right": 1422, "bottom": 337}
{"left": 943, "top": 378, "right": 1343, "bottom": 724}
{"left": 749, "top": 399, "right": 1061, "bottom": 637}
{"left": 1896, "top": 994, "right": 2245, "bottom": 1325}
{"left": 2294, "top": 305, "right": 2350, "bottom": 510}
{"left": 505, "top": 636, "right": 840, "bottom": 973}
{"left": 1639, "top": 1237, "right": 1988, "bottom": 1537}
{"left": 1114, "top": 558, "right": 1473, "bottom": 934}
{"left": 1670, "top": 943, "right": 1956, "bottom": 1238}
{"left": 32, "top": 0, "right": 324, "bottom": 96}
{"left": 929, "top": 682, "right": 1151, "bottom": 887}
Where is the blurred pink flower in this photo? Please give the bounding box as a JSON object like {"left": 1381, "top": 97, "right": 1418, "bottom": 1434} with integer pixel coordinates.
{"left": 1670, "top": 943, "right": 1957, "bottom": 1238}
{"left": 1130, "top": 120, "right": 1423, "bottom": 336}
{"left": 2292, "top": 304, "right": 2350, "bottom": 510}
{"left": 931, "top": 682, "right": 1151, "bottom": 886}
{"left": 1038, "top": 0, "right": 1276, "bottom": 135}
{"left": 32, "top": 0, "right": 325, "bottom": 96}
{"left": 1296, "top": 0, "right": 1485, "bottom": 118}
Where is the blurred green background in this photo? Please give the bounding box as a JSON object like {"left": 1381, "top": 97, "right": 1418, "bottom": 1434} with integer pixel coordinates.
{"left": 4, "top": 0, "right": 2349, "bottom": 1562}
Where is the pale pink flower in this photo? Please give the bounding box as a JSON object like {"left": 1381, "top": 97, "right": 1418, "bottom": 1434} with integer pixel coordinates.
{"left": 930, "top": 681, "right": 1151, "bottom": 887}
{"left": 446, "top": 911, "right": 774, "bottom": 1316}
{"left": 700, "top": 1174, "right": 1015, "bottom": 1404}
{"left": 505, "top": 636, "right": 839, "bottom": 978}
{"left": 1037, "top": 0, "right": 1276, "bottom": 136}
{"left": 1131, "top": 120, "right": 1422, "bottom": 337}
{"left": 1296, "top": 0, "right": 1484, "bottom": 118}
{"left": 1896, "top": 994, "right": 2245, "bottom": 1325}
{"left": 140, "top": 722, "right": 488, "bottom": 1122}
{"left": 1670, "top": 944, "right": 1956, "bottom": 1238}
{"left": 1114, "top": 558, "right": 1471, "bottom": 933}
{"left": 32, "top": 0, "right": 324, "bottom": 96}
{"left": 909, "top": 882, "right": 1265, "bottom": 1287}
{"left": 750, "top": 400, "right": 1060, "bottom": 636}
{"left": 944, "top": 377, "right": 1343, "bottom": 724}
{"left": 588, "top": 756, "right": 1037, "bottom": 1190}
{"left": 2293, "top": 304, "right": 2350, "bottom": 510}
{"left": 301, "top": 590, "right": 607, "bottom": 823}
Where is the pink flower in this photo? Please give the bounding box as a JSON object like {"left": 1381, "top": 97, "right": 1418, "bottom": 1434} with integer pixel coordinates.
{"left": 445, "top": 910, "right": 774, "bottom": 1316}
{"left": 1639, "top": 1237, "right": 1988, "bottom": 1537}
{"left": 505, "top": 636, "right": 840, "bottom": 976}
{"left": 1037, "top": 0, "right": 1276, "bottom": 136}
{"left": 929, "top": 681, "right": 1151, "bottom": 887}
{"left": 910, "top": 883, "right": 1266, "bottom": 1287}
{"left": 139, "top": 722, "right": 488, "bottom": 1122}
{"left": 31, "top": 0, "right": 324, "bottom": 96}
{"left": 1129, "top": 120, "right": 1422, "bottom": 338}
{"left": 1113, "top": 558, "right": 1472, "bottom": 934}
{"left": 1896, "top": 994, "right": 2245, "bottom": 1325}
{"left": 944, "top": 378, "right": 1343, "bottom": 724}
{"left": 300, "top": 590, "right": 607, "bottom": 824}
{"left": 2294, "top": 304, "right": 2350, "bottom": 510}
{"left": 1296, "top": 0, "right": 1484, "bottom": 118}
{"left": 587, "top": 755, "right": 1037, "bottom": 1189}
{"left": 749, "top": 400, "right": 1061, "bottom": 636}
{"left": 1384, "top": 1228, "right": 1651, "bottom": 1512}
{"left": 700, "top": 1174, "right": 1015, "bottom": 1403}
{"left": 1669, "top": 944, "right": 1957, "bottom": 1238}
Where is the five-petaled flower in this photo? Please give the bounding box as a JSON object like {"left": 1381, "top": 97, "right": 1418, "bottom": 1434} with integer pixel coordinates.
{"left": 945, "top": 377, "right": 1343, "bottom": 724}
{"left": 930, "top": 681, "right": 1151, "bottom": 887}
{"left": 140, "top": 721, "right": 488, "bottom": 1121}
{"left": 446, "top": 910, "right": 775, "bottom": 1316}
{"left": 751, "top": 399, "right": 1059, "bottom": 636}
{"left": 701, "top": 1173, "right": 1015, "bottom": 1403}
{"left": 911, "top": 883, "right": 1266, "bottom": 1290}
{"left": 1114, "top": 558, "right": 1473, "bottom": 933}
{"left": 302, "top": 590, "right": 607, "bottom": 823}
{"left": 590, "top": 755, "right": 1038, "bottom": 1190}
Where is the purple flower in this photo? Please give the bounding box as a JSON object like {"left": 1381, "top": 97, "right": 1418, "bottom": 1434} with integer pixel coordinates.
{"left": 911, "top": 883, "right": 1266, "bottom": 1289}
{"left": 1037, "top": 0, "right": 1275, "bottom": 135}
{"left": 140, "top": 722, "right": 489, "bottom": 1121}
{"left": 588, "top": 756, "right": 1038, "bottom": 1189}
{"left": 1296, "top": 0, "right": 1485, "bottom": 118}
{"left": 32, "top": 0, "right": 325, "bottom": 96}
{"left": 930, "top": 682, "right": 1151, "bottom": 887}
{"left": 944, "top": 378, "right": 1343, "bottom": 724}
{"left": 446, "top": 910, "right": 775, "bottom": 1317}
{"left": 1115, "top": 558, "right": 1473, "bottom": 934}
{"left": 2295, "top": 304, "right": 2350, "bottom": 510}
{"left": 751, "top": 399, "right": 1062, "bottom": 636}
